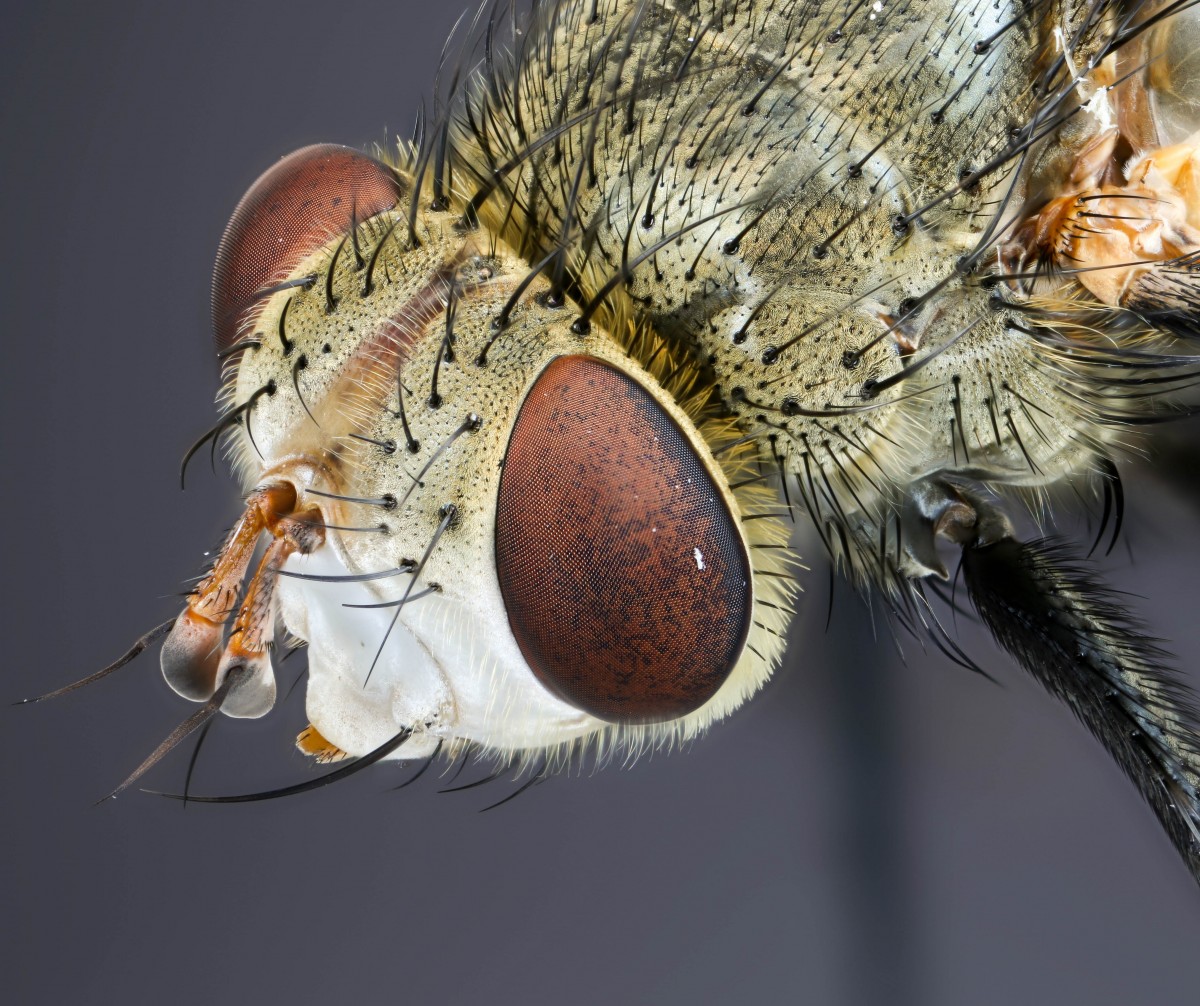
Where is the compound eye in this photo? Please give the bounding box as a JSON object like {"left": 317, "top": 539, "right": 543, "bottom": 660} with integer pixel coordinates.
{"left": 495, "top": 356, "right": 752, "bottom": 722}
{"left": 211, "top": 144, "right": 405, "bottom": 350}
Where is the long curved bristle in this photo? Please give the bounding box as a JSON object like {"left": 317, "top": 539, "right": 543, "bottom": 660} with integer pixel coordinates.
{"left": 145, "top": 727, "right": 414, "bottom": 804}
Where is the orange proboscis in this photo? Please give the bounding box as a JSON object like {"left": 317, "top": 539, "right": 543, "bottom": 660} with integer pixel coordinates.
{"left": 295, "top": 724, "right": 351, "bottom": 763}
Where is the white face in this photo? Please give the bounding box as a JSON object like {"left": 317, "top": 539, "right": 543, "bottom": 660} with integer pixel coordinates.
{"left": 276, "top": 546, "right": 596, "bottom": 761}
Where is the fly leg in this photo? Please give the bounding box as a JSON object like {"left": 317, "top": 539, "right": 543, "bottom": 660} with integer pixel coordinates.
{"left": 901, "top": 475, "right": 1200, "bottom": 884}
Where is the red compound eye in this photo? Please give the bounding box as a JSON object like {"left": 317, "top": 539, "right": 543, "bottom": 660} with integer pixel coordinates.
{"left": 211, "top": 144, "right": 405, "bottom": 350}
{"left": 495, "top": 356, "right": 752, "bottom": 722}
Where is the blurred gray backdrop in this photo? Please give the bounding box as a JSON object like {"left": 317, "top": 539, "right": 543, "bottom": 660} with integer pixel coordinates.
{"left": 3, "top": 3, "right": 1199, "bottom": 1004}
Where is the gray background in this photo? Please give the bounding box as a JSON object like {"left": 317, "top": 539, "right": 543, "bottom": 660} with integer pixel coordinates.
{"left": 4, "top": 3, "right": 1199, "bottom": 1004}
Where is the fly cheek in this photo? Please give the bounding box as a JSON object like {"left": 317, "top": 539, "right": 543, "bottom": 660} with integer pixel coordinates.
{"left": 211, "top": 143, "right": 405, "bottom": 350}
{"left": 495, "top": 355, "right": 752, "bottom": 723}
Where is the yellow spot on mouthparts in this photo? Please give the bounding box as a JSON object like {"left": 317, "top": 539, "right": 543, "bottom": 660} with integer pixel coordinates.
{"left": 296, "top": 724, "right": 352, "bottom": 764}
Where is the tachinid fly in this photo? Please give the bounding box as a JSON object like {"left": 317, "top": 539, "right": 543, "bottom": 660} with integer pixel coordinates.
{"left": 31, "top": 0, "right": 1200, "bottom": 885}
